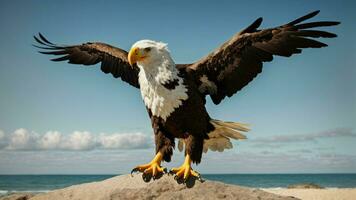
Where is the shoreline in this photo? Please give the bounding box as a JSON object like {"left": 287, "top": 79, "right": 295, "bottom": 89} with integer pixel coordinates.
{"left": 2, "top": 174, "right": 356, "bottom": 189}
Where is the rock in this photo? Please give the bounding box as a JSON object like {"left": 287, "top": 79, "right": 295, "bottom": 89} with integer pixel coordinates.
{"left": 1, "top": 174, "right": 299, "bottom": 200}
{"left": 287, "top": 183, "right": 324, "bottom": 189}
{"left": 0, "top": 193, "right": 35, "bottom": 200}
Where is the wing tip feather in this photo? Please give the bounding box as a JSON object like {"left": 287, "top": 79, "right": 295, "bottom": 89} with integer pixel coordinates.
{"left": 240, "top": 17, "right": 263, "bottom": 34}
{"left": 286, "top": 10, "right": 321, "bottom": 26}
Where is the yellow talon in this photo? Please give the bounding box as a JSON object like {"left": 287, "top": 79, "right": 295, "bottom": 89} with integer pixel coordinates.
{"left": 131, "top": 152, "right": 166, "bottom": 180}
{"left": 169, "top": 154, "right": 202, "bottom": 182}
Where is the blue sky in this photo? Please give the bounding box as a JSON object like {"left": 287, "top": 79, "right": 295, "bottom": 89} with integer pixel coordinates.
{"left": 0, "top": 0, "right": 355, "bottom": 174}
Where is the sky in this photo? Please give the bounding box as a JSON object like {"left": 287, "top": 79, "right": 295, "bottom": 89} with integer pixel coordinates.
{"left": 0, "top": 0, "right": 355, "bottom": 174}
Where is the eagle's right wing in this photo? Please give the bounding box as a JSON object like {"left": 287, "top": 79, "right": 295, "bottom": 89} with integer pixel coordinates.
{"left": 182, "top": 11, "right": 339, "bottom": 104}
{"left": 34, "top": 33, "right": 140, "bottom": 88}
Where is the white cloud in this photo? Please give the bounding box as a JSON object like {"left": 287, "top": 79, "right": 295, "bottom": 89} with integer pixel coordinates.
{"left": 251, "top": 128, "right": 355, "bottom": 144}
{"left": 98, "top": 133, "right": 151, "bottom": 149}
{"left": 0, "top": 130, "right": 4, "bottom": 140}
{"left": 38, "top": 131, "right": 62, "bottom": 150}
{"left": 0, "top": 129, "right": 7, "bottom": 149}
{"left": 0, "top": 129, "right": 151, "bottom": 151}
{"left": 62, "top": 131, "right": 96, "bottom": 150}
{"left": 7, "top": 128, "right": 39, "bottom": 150}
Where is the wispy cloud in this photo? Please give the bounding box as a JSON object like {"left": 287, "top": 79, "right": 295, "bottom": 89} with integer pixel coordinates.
{"left": 0, "top": 128, "right": 152, "bottom": 151}
{"left": 0, "top": 130, "right": 4, "bottom": 139}
{"left": 287, "top": 149, "right": 313, "bottom": 154}
{"left": 251, "top": 128, "right": 355, "bottom": 144}
{"left": 0, "top": 129, "right": 6, "bottom": 149}
{"left": 201, "top": 150, "right": 356, "bottom": 173}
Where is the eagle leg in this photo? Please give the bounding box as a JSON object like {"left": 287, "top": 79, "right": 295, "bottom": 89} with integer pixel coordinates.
{"left": 169, "top": 154, "right": 203, "bottom": 182}
{"left": 131, "top": 152, "right": 167, "bottom": 181}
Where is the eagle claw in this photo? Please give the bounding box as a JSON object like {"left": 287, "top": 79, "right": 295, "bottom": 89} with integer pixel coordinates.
{"left": 130, "top": 153, "right": 165, "bottom": 181}
{"left": 169, "top": 166, "right": 202, "bottom": 183}
{"left": 131, "top": 168, "right": 137, "bottom": 176}
{"left": 131, "top": 167, "right": 141, "bottom": 176}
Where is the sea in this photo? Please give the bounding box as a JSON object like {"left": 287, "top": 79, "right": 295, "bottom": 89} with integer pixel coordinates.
{"left": 0, "top": 174, "right": 356, "bottom": 196}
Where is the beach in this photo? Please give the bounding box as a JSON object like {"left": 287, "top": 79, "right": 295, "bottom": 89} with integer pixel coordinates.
{"left": 264, "top": 188, "right": 356, "bottom": 200}
{"left": 2, "top": 188, "right": 356, "bottom": 200}
{"left": 1, "top": 174, "right": 356, "bottom": 200}
{"left": 0, "top": 174, "right": 295, "bottom": 200}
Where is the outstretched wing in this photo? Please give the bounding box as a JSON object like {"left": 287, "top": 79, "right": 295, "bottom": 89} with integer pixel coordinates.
{"left": 34, "top": 33, "right": 140, "bottom": 88}
{"left": 184, "top": 11, "right": 339, "bottom": 104}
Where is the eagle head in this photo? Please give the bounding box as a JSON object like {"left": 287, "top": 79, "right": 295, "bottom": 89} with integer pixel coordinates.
{"left": 128, "top": 40, "right": 170, "bottom": 68}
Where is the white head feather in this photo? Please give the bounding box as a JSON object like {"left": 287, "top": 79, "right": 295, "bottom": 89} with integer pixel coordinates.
{"left": 130, "top": 40, "right": 172, "bottom": 69}
{"left": 131, "top": 39, "right": 169, "bottom": 51}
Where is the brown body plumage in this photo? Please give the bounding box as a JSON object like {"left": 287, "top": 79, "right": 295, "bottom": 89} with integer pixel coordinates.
{"left": 151, "top": 70, "right": 213, "bottom": 164}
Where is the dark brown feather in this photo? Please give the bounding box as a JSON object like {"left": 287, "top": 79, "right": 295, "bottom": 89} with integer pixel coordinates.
{"left": 295, "top": 21, "right": 340, "bottom": 29}
{"left": 296, "top": 30, "right": 337, "bottom": 38}
{"left": 39, "top": 33, "right": 55, "bottom": 45}
{"left": 285, "top": 10, "right": 320, "bottom": 26}
{"left": 162, "top": 79, "right": 179, "bottom": 90}
{"left": 239, "top": 17, "right": 263, "bottom": 34}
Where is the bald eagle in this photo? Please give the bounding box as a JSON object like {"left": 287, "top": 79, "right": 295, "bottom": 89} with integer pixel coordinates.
{"left": 34, "top": 11, "right": 339, "bottom": 182}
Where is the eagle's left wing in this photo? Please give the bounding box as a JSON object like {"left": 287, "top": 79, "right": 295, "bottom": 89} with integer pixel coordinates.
{"left": 182, "top": 11, "right": 339, "bottom": 104}
{"left": 34, "top": 33, "right": 140, "bottom": 88}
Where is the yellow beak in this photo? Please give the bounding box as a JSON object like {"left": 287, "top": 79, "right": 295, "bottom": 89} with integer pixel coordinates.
{"left": 128, "top": 47, "right": 146, "bottom": 66}
{"left": 128, "top": 47, "right": 138, "bottom": 66}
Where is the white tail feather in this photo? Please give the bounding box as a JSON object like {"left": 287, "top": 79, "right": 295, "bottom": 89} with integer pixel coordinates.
{"left": 177, "top": 119, "right": 250, "bottom": 153}
{"left": 210, "top": 119, "right": 250, "bottom": 133}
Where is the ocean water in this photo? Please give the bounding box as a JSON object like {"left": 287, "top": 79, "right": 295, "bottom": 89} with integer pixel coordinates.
{"left": 0, "top": 174, "right": 355, "bottom": 196}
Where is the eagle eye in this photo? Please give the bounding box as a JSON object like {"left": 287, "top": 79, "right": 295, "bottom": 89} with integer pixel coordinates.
{"left": 144, "top": 47, "right": 152, "bottom": 52}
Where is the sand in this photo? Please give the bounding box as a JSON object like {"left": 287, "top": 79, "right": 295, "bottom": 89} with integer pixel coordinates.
{"left": 0, "top": 174, "right": 296, "bottom": 200}
{"left": 1, "top": 174, "right": 355, "bottom": 200}
{"left": 264, "top": 188, "right": 356, "bottom": 200}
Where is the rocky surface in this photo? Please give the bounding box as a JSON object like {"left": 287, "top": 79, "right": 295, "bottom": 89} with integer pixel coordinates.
{"left": 0, "top": 193, "right": 35, "bottom": 200}
{"left": 287, "top": 183, "right": 324, "bottom": 189}
{"left": 1, "top": 174, "right": 299, "bottom": 200}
